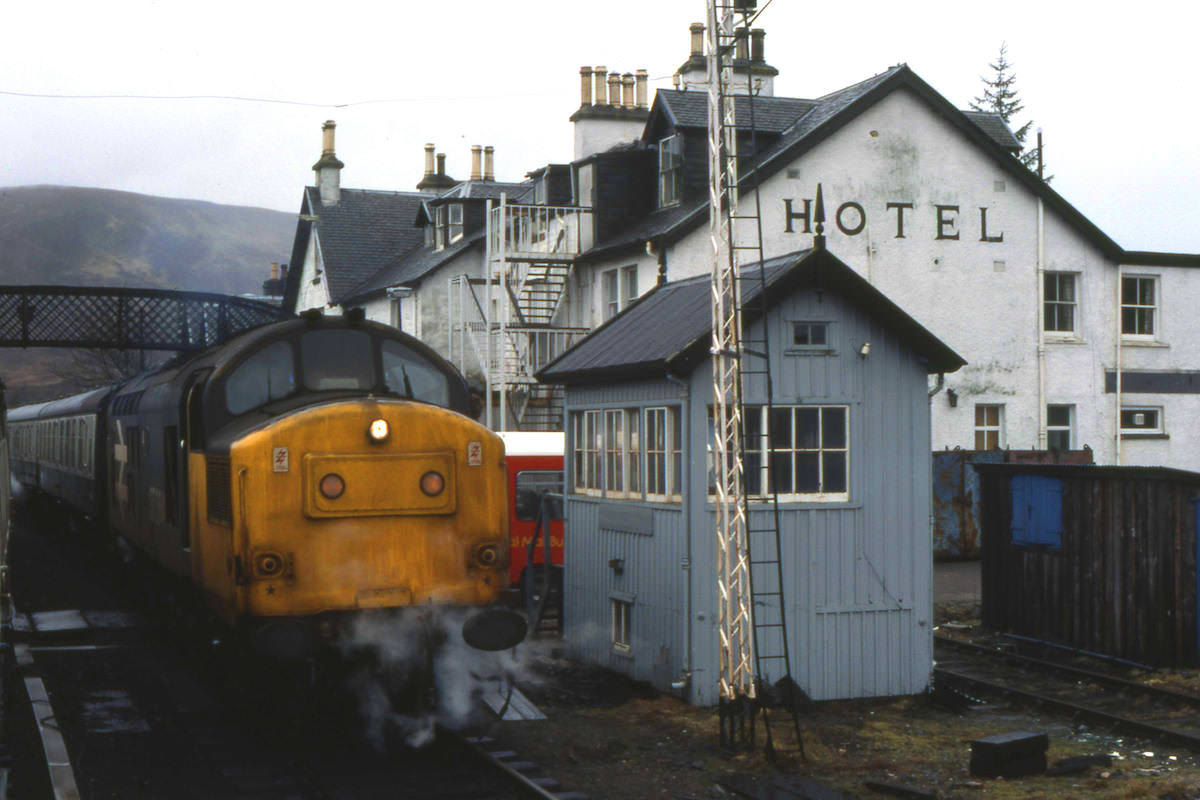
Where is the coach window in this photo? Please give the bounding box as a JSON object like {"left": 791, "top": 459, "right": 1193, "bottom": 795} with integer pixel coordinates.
{"left": 301, "top": 330, "right": 375, "bottom": 392}
{"left": 381, "top": 340, "right": 450, "bottom": 406}
{"left": 225, "top": 341, "right": 295, "bottom": 415}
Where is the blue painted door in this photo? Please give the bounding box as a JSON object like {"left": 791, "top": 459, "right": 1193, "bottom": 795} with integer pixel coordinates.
{"left": 1011, "top": 475, "right": 1063, "bottom": 549}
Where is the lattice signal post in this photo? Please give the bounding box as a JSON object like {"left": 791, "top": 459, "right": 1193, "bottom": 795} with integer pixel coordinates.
{"left": 707, "top": 0, "right": 757, "bottom": 745}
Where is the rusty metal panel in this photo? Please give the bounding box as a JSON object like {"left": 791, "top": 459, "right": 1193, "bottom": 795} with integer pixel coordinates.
{"left": 933, "top": 450, "right": 1002, "bottom": 559}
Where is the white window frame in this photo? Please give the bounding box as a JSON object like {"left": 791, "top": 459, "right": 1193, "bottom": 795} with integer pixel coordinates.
{"left": 644, "top": 406, "right": 681, "bottom": 502}
{"left": 1046, "top": 404, "right": 1073, "bottom": 450}
{"left": 611, "top": 597, "right": 632, "bottom": 653}
{"left": 658, "top": 134, "right": 683, "bottom": 208}
{"left": 604, "top": 409, "right": 627, "bottom": 496}
{"left": 1120, "top": 405, "right": 1164, "bottom": 436}
{"left": 1043, "top": 271, "right": 1078, "bottom": 337}
{"left": 974, "top": 404, "right": 1004, "bottom": 450}
{"left": 572, "top": 410, "right": 603, "bottom": 495}
{"left": 434, "top": 205, "right": 447, "bottom": 251}
{"left": 1121, "top": 274, "right": 1158, "bottom": 340}
{"left": 448, "top": 203, "right": 463, "bottom": 243}
{"left": 571, "top": 407, "right": 677, "bottom": 503}
{"left": 790, "top": 320, "right": 831, "bottom": 349}
{"left": 602, "top": 269, "right": 620, "bottom": 321}
{"left": 750, "top": 405, "right": 849, "bottom": 503}
{"left": 621, "top": 265, "right": 638, "bottom": 308}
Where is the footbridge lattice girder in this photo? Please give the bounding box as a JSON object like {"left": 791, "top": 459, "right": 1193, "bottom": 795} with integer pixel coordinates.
{"left": 0, "top": 286, "right": 289, "bottom": 351}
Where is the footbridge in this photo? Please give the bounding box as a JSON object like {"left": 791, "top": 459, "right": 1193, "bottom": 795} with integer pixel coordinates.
{"left": 0, "top": 286, "right": 290, "bottom": 351}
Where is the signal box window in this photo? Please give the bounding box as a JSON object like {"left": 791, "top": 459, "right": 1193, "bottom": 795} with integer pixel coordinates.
{"left": 382, "top": 340, "right": 450, "bottom": 406}
{"left": 974, "top": 404, "right": 1004, "bottom": 449}
{"left": 715, "top": 405, "right": 849, "bottom": 501}
{"left": 301, "top": 330, "right": 375, "bottom": 391}
{"left": 791, "top": 321, "right": 830, "bottom": 349}
{"left": 225, "top": 341, "right": 295, "bottom": 414}
{"left": 611, "top": 598, "right": 632, "bottom": 653}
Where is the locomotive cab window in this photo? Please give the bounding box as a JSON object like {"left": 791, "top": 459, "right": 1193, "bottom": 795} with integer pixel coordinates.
{"left": 382, "top": 340, "right": 450, "bottom": 406}
{"left": 226, "top": 341, "right": 295, "bottom": 414}
{"left": 301, "top": 329, "right": 375, "bottom": 391}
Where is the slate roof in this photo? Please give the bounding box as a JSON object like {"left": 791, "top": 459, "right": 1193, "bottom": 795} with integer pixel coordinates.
{"left": 301, "top": 187, "right": 431, "bottom": 302}
{"left": 581, "top": 64, "right": 1131, "bottom": 263}
{"left": 656, "top": 90, "right": 817, "bottom": 132}
{"left": 348, "top": 229, "right": 484, "bottom": 299}
{"left": 436, "top": 181, "right": 535, "bottom": 201}
{"left": 962, "top": 111, "right": 1022, "bottom": 151}
{"left": 538, "top": 247, "right": 965, "bottom": 385}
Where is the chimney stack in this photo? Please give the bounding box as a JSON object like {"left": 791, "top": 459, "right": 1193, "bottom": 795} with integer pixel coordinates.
{"left": 635, "top": 69, "right": 648, "bottom": 108}
{"left": 607, "top": 72, "right": 621, "bottom": 105}
{"left": 689, "top": 23, "right": 704, "bottom": 57}
{"left": 470, "top": 145, "right": 482, "bottom": 181}
{"left": 750, "top": 28, "right": 766, "bottom": 62}
{"left": 418, "top": 146, "right": 458, "bottom": 191}
{"left": 580, "top": 66, "right": 593, "bottom": 106}
{"left": 437, "top": 153, "right": 447, "bottom": 175}
{"left": 594, "top": 66, "right": 608, "bottom": 105}
{"left": 483, "top": 146, "right": 495, "bottom": 181}
{"left": 312, "top": 120, "right": 344, "bottom": 206}
{"left": 621, "top": 73, "right": 634, "bottom": 108}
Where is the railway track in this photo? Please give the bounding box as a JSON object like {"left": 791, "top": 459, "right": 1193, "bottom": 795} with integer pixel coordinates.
{"left": 934, "top": 634, "right": 1200, "bottom": 752}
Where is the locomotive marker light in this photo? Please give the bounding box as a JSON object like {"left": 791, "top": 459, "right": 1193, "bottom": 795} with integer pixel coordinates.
{"left": 368, "top": 418, "right": 390, "bottom": 442}
{"left": 319, "top": 472, "right": 346, "bottom": 499}
{"left": 420, "top": 470, "right": 445, "bottom": 497}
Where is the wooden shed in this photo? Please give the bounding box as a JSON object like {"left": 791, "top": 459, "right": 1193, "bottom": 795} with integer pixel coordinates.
{"left": 978, "top": 463, "right": 1200, "bottom": 667}
{"left": 537, "top": 247, "right": 965, "bottom": 704}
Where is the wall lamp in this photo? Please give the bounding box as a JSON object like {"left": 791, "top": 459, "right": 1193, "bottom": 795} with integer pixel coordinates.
{"left": 858, "top": 341, "right": 871, "bottom": 358}
{"left": 946, "top": 388, "right": 958, "bottom": 407}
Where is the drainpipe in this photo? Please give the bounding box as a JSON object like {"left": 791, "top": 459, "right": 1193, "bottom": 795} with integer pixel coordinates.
{"left": 665, "top": 370, "right": 692, "bottom": 694}
{"left": 928, "top": 372, "right": 945, "bottom": 399}
{"left": 1036, "top": 197, "right": 1046, "bottom": 449}
{"left": 1115, "top": 264, "right": 1123, "bottom": 465}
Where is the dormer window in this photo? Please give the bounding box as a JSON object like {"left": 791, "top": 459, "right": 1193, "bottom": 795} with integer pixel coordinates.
{"left": 658, "top": 134, "right": 683, "bottom": 208}
{"left": 448, "top": 203, "right": 463, "bottom": 243}
{"left": 434, "top": 205, "right": 447, "bottom": 250}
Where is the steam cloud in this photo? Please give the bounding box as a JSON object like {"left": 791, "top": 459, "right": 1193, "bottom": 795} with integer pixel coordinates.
{"left": 341, "top": 607, "right": 540, "bottom": 749}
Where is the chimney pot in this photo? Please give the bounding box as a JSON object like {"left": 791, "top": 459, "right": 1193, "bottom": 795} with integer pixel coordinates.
{"left": 621, "top": 73, "right": 635, "bottom": 108}
{"left": 437, "top": 153, "right": 446, "bottom": 176}
{"left": 580, "top": 66, "right": 593, "bottom": 106}
{"left": 607, "top": 72, "right": 621, "bottom": 106}
{"left": 280, "top": 263, "right": 288, "bottom": 280}
{"left": 321, "top": 120, "right": 336, "bottom": 154}
{"left": 423, "top": 143, "right": 436, "bottom": 176}
{"left": 635, "top": 69, "right": 648, "bottom": 108}
{"left": 483, "top": 146, "right": 495, "bottom": 181}
{"left": 270, "top": 262, "right": 279, "bottom": 280}
{"left": 734, "top": 28, "right": 749, "bottom": 61}
{"left": 689, "top": 23, "right": 705, "bottom": 57}
{"left": 750, "top": 28, "right": 765, "bottom": 62}
{"left": 470, "top": 145, "right": 482, "bottom": 181}
{"left": 594, "top": 66, "right": 608, "bottom": 105}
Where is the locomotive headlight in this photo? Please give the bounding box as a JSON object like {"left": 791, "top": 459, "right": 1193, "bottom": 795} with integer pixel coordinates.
{"left": 319, "top": 473, "right": 346, "bottom": 499}
{"left": 368, "top": 418, "right": 390, "bottom": 442}
{"left": 419, "top": 470, "right": 445, "bottom": 497}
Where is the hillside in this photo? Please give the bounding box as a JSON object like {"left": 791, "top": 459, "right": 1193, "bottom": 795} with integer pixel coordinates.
{"left": 0, "top": 185, "right": 297, "bottom": 405}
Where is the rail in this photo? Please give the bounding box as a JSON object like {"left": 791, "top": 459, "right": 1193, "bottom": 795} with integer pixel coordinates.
{"left": 489, "top": 203, "right": 593, "bottom": 261}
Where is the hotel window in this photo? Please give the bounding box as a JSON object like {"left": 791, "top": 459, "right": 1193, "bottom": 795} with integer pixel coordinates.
{"left": 447, "top": 203, "right": 463, "bottom": 243}
{"left": 1046, "top": 404, "right": 1073, "bottom": 450}
{"left": 974, "top": 404, "right": 1004, "bottom": 449}
{"left": 611, "top": 598, "right": 632, "bottom": 653}
{"left": 1121, "top": 275, "right": 1157, "bottom": 337}
{"left": 1044, "top": 272, "right": 1076, "bottom": 334}
{"left": 658, "top": 134, "right": 683, "bottom": 207}
{"left": 1120, "top": 406, "right": 1163, "bottom": 436}
{"left": 434, "top": 205, "right": 447, "bottom": 250}
{"left": 602, "top": 266, "right": 639, "bottom": 321}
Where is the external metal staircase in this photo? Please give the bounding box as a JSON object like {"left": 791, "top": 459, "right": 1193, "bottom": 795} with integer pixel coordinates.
{"left": 448, "top": 199, "right": 591, "bottom": 431}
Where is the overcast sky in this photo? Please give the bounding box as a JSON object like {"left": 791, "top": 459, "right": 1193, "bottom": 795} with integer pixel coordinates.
{"left": 3, "top": 1, "right": 1197, "bottom": 252}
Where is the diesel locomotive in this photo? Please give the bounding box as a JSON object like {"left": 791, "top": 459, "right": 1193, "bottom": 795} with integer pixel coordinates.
{"left": 8, "top": 312, "right": 521, "bottom": 659}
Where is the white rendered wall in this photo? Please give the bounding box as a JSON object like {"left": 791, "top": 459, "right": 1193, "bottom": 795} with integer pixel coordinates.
{"left": 574, "top": 118, "right": 647, "bottom": 161}
{"left": 575, "top": 87, "right": 1200, "bottom": 470}
{"left": 294, "top": 230, "right": 338, "bottom": 313}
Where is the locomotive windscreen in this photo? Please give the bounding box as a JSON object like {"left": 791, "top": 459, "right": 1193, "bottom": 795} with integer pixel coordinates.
{"left": 381, "top": 340, "right": 449, "bottom": 407}
{"left": 301, "top": 330, "right": 374, "bottom": 391}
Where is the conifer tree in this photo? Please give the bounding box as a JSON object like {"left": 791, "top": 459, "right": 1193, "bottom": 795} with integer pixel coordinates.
{"left": 971, "top": 43, "right": 1048, "bottom": 180}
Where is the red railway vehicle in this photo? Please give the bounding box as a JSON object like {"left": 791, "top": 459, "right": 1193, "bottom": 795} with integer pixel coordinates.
{"left": 497, "top": 431, "right": 564, "bottom": 600}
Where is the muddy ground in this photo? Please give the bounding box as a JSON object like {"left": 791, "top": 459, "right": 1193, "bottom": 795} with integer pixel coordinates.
{"left": 489, "top": 602, "right": 1200, "bottom": 800}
